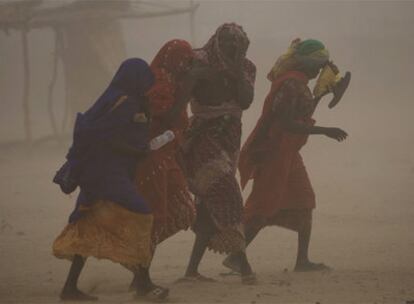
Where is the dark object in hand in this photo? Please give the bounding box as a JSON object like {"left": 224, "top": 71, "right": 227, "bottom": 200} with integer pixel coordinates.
{"left": 53, "top": 161, "right": 79, "bottom": 194}
{"left": 328, "top": 71, "right": 351, "bottom": 109}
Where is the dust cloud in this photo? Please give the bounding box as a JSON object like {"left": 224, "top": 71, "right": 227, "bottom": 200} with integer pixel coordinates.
{"left": 0, "top": 1, "right": 413, "bottom": 303}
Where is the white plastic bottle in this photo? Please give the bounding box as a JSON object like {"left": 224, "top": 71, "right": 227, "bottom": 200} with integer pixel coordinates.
{"left": 149, "top": 130, "right": 175, "bottom": 150}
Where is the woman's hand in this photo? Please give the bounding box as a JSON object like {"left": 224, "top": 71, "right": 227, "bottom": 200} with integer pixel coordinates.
{"left": 323, "top": 127, "right": 348, "bottom": 141}
{"left": 222, "top": 50, "right": 245, "bottom": 80}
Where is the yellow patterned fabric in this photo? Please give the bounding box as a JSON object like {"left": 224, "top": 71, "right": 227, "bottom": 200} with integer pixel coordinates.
{"left": 268, "top": 38, "right": 329, "bottom": 82}
{"left": 53, "top": 201, "right": 153, "bottom": 269}
{"left": 313, "top": 64, "right": 341, "bottom": 98}
{"left": 267, "top": 39, "right": 302, "bottom": 82}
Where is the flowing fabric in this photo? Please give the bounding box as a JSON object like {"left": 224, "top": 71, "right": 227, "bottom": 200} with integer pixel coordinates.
{"left": 53, "top": 58, "right": 155, "bottom": 268}
{"left": 239, "top": 71, "right": 308, "bottom": 189}
{"left": 135, "top": 40, "right": 196, "bottom": 247}
{"left": 240, "top": 70, "right": 317, "bottom": 231}
{"left": 53, "top": 201, "right": 153, "bottom": 269}
{"left": 182, "top": 24, "right": 256, "bottom": 253}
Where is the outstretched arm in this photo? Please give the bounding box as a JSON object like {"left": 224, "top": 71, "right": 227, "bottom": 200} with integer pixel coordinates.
{"left": 281, "top": 118, "right": 348, "bottom": 141}
{"left": 279, "top": 97, "right": 348, "bottom": 142}
{"left": 276, "top": 80, "right": 348, "bottom": 142}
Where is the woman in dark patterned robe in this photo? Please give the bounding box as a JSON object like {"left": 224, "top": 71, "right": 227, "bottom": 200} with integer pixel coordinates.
{"left": 179, "top": 23, "right": 257, "bottom": 284}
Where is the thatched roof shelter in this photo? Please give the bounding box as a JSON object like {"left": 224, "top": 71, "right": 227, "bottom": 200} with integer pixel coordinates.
{"left": 0, "top": 0, "right": 198, "bottom": 145}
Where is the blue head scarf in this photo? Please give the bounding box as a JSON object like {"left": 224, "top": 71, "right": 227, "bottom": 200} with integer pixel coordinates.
{"left": 83, "top": 58, "right": 154, "bottom": 121}
{"left": 62, "top": 59, "right": 154, "bottom": 221}
{"left": 67, "top": 58, "right": 154, "bottom": 163}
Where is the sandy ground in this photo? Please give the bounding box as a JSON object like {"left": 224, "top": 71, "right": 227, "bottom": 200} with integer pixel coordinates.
{"left": 1, "top": 1, "right": 413, "bottom": 303}
{"left": 0, "top": 141, "right": 413, "bottom": 304}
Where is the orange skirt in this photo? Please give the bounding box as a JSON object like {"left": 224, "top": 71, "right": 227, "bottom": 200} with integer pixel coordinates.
{"left": 243, "top": 153, "right": 315, "bottom": 231}
{"left": 53, "top": 201, "right": 153, "bottom": 269}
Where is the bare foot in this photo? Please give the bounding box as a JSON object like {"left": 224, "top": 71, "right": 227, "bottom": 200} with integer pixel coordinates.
{"left": 175, "top": 273, "right": 216, "bottom": 283}
{"left": 128, "top": 275, "right": 137, "bottom": 292}
{"left": 222, "top": 255, "right": 241, "bottom": 273}
{"left": 294, "top": 262, "right": 331, "bottom": 272}
{"left": 241, "top": 273, "right": 258, "bottom": 285}
{"left": 60, "top": 288, "right": 98, "bottom": 301}
{"left": 136, "top": 284, "right": 169, "bottom": 302}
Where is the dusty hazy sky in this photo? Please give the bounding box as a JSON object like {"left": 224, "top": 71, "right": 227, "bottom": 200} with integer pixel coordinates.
{"left": 0, "top": 0, "right": 413, "bottom": 147}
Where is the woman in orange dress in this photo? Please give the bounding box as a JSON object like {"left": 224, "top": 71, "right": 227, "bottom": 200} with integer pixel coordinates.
{"left": 130, "top": 39, "right": 196, "bottom": 289}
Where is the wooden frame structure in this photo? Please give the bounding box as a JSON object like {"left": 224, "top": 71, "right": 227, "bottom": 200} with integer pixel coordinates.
{"left": 0, "top": 0, "right": 199, "bottom": 145}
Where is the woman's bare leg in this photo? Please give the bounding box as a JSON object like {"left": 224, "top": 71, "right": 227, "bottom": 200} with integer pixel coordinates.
{"left": 60, "top": 255, "right": 98, "bottom": 301}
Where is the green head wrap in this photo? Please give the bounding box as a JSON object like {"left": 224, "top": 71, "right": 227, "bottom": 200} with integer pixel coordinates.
{"left": 295, "top": 39, "right": 329, "bottom": 70}
{"left": 268, "top": 38, "right": 330, "bottom": 81}
{"left": 297, "top": 39, "right": 325, "bottom": 55}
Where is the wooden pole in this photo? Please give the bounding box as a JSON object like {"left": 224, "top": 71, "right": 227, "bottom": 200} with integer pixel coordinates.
{"left": 189, "top": 0, "right": 196, "bottom": 46}
{"left": 59, "top": 31, "right": 70, "bottom": 135}
{"left": 47, "top": 28, "right": 61, "bottom": 142}
{"left": 21, "top": 28, "right": 32, "bottom": 145}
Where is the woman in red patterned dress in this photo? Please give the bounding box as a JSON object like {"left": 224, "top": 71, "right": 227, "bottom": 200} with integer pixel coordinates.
{"left": 130, "top": 40, "right": 196, "bottom": 295}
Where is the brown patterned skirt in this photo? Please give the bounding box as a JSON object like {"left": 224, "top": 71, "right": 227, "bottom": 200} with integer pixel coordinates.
{"left": 181, "top": 115, "right": 245, "bottom": 254}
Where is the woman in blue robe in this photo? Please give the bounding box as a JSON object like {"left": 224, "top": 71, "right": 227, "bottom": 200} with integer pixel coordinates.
{"left": 53, "top": 58, "right": 168, "bottom": 301}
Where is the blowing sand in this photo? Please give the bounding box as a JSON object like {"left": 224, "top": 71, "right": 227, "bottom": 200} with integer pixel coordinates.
{"left": 0, "top": 140, "right": 413, "bottom": 304}
{"left": 1, "top": 0, "right": 414, "bottom": 302}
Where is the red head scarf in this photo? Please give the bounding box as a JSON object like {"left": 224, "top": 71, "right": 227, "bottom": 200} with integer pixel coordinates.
{"left": 150, "top": 39, "right": 194, "bottom": 76}
{"left": 146, "top": 39, "right": 195, "bottom": 135}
